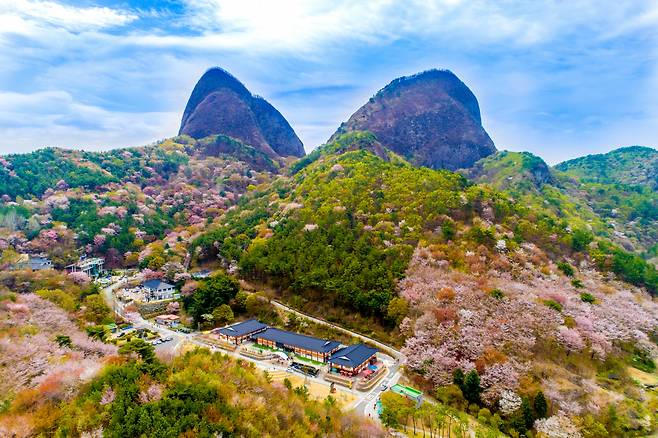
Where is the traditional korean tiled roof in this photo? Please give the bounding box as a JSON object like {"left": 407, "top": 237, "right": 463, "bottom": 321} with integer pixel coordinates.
{"left": 328, "top": 344, "right": 378, "bottom": 368}
{"left": 217, "top": 319, "right": 268, "bottom": 338}
{"left": 254, "top": 328, "right": 340, "bottom": 354}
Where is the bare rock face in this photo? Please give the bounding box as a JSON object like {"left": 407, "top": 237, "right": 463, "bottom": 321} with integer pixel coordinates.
{"left": 179, "top": 67, "right": 305, "bottom": 158}
{"left": 330, "top": 69, "right": 496, "bottom": 170}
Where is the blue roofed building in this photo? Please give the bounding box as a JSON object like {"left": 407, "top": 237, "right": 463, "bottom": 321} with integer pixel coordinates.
{"left": 141, "top": 279, "right": 177, "bottom": 301}
{"left": 214, "top": 319, "right": 268, "bottom": 345}
{"left": 328, "top": 344, "right": 378, "bottom": 376}
{"left": 253, "top": 328, "right": 341, "bottom": 363}
{"left": 29, "top": 256, "right": 53, "bottom": 271}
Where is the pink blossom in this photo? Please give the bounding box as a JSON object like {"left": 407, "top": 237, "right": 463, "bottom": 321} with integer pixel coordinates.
{"left": 93, "top": 234, "right": 106, "bottom": 247}
{"left": 558, "top": 326, "right": 585, "bottom": 353}
{"left": 68, "top": 271, "right": 91, "bottom": 284}
{"left": 138, "top": 383, "right": 163, "bottom": 403}
{"left": 100, "top": 386, "right": 116, "bottom": 405}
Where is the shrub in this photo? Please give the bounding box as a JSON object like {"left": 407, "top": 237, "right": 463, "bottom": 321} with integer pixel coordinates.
{"left": 630, "top": 348, "right": 657, "bottom": 373}
{"left": 543, "top": 299, "right": 563, "bottom": 312}
{"left": 533, "top": 391, "right": 548, "bottom": 419}
{"left": 489, "top": 288, "right": 504, "bottom": 300}
{"left": 36, "top": 288, "right": 76, "bottom": 312}
{"left": 436, "top": 384, "right": 466, "bottom": 410}
{"left": 557, "top": 261, "right": 574, "bottom": 277}
{"left": 571, "top": 229, "right": 593, "bottom": 252}
{"left": 580, "top": 292, "right": 595, "bottom": 304}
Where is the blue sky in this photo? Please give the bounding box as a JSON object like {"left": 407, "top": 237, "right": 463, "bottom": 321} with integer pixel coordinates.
{"left": 0, "top": 1, "right": 657, "bottom": 163}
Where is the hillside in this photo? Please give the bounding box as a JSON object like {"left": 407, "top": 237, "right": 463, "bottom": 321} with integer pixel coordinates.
{"left": 330, "top": 69, "right": 496, "bottom": 170}
{"left": 180, "top": 67, "right": 305, "bottom": 158}
{"left": 187, "top": 134, "right": 658, "bottom": 436}
{"left": 556, "top": 146, "right": 658, "bottom": 187}
{"left": 0, "top": 136, "right": 279, "bottom": 269}
{"left": 468, "top": 149, "right": 658, "bottom": 258}
{"left": 555, "top": 147, "right": 658, "bottom": 258}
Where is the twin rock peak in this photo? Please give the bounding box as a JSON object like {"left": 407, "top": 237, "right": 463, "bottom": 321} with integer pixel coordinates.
{"left": 179, "top": 67, "right": 496, "bottom": 170}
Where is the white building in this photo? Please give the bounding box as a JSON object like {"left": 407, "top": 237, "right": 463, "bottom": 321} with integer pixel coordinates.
{"left": 142, "top": 279, "right": 177, "bottom": 301}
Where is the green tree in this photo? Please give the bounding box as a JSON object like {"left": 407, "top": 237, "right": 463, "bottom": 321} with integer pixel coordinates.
{"left": 386, "top": 296, "right": 409, "bottom": 325}
{"left": 293, "top": 385, "right": 310, "bottom": 401}
{"left": 533, "top": 391, "right": 548, "bottom": 419}
{"left": 557, "top": 261, "right": 575, "bottom": 277}
{"left": 119, "top": 338, "right": 156, "bottom": 363}
{"left": 212, "top": 304, "right": 234, "bottom": 327}
{"left": 233, "top": 290, "right": 249, "bottom": 313}
{"left": 245, "top": 293, "right": 260, "bottom": 315}
{"left": 82, "top": 294, "right": 111, "bottom": 324}
{"left": 86, "top": 325, "right": 109, "bottom": 342}
{"left": 453, "top": 368, "right": 465, "bottom": 388}
{"left": 521, "top": 396, "right": 534, "bottom": 430}
{"left": 462, "top": 370, "right": 482, "bottom": 405}
{"left": 380, "top": 392, "right": 413, "bottom": 429}
{"left": 55, "top": 334, "right": 72, "bottom": 348}
{"left": 147, "top": 255, "right": 165, "bottom": 270}
{"left": 187, "top": 273, "right": 239, "bottom": 323}
{"left": 580, "top": 292, "right": 595, "bottom": 304}
{"left": 571, "top": 229, "right": 593, "bottom": 252}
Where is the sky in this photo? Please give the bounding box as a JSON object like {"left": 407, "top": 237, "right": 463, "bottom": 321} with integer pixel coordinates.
{"left": 0, "top": 0, "right": 657, "bottom": 163}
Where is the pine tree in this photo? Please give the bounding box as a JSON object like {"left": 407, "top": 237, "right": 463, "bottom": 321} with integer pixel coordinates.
{"left": 452, "top": 368, "right": 465, "bottom": 388}
{"left": 534, "top": 391, "right": 548, "bottom": 419}
{"left": 462, "top": 370, "right": 482, "bottom": 404}
{"left": 521, "top": 396, "right": 534, "bottom": 430}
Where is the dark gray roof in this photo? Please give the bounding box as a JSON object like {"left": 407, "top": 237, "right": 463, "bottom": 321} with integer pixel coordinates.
{"left": 217, "top": 319, "right": 268, "bottom": 338}
{"left": 142, "top": 279, "right": 175, "bottom": 290}
{"left": 254, "top": 328, "right": 340, "bottom": 354}
{"left": 29, "top": 256, "right": 52, "bottom": 269}
{"left": 328, "top": 344, "right": 378, "bottom": 368}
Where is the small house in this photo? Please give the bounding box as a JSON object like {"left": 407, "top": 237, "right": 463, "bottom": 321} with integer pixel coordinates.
{"left": 67, "top": 256, "right": 105, "bottom": 277}
{"left": 29, "top": 256, "right": 53, "bottom": 271}
{"left": 191, "top": 269, "right": 211, "bottom": 279}
{"left": 155, "top": 314, "right": 180, "bottom": 327}
{"left": 141, "top": 279, "right": 177, "bottom": 301}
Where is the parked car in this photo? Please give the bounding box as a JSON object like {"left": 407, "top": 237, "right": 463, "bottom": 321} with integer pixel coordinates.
{"left": 152, "top": 339, "right": 162, "bottom": 345}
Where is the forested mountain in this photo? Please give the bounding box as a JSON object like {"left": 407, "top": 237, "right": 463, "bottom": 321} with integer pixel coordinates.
{"left": 468, "top": 148, "right": 658, "bottom": 259}
{"left": 1, "top": 67, "right": 657, "bottom": 437}
{"left": 556, "top": 146, "right": 658, "bottom": 187}
{"left": 0, "top": 135, "right": 280, "bottom": 269}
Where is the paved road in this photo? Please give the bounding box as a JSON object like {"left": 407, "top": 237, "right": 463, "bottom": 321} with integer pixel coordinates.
{"left": 102, "top": 277, "right": 404, "bottom": 422}
{"left": 267, "top": 299, "right": 404, "bottom": 361}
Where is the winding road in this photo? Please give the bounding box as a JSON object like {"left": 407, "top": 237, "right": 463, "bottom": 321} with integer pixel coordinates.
{"left": 101, "top": 275, "right": 405, "bottom": 421}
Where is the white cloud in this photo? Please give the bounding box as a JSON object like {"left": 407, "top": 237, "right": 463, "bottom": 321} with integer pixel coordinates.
{"left": 0, "top": 90, "right": 178, "bottom": 154}
{"left": 0, "top": 0, "right": 657, "bottom": 157}
{"left": 0, "top": 0, "right": 136, "bottom": 35}
{"left": 122, "top": 0, "right": 658, "bottom": 54}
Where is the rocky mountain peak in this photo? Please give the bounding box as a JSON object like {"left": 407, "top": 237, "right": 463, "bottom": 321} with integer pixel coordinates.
{"left": 179, "top": 67, "right": 305, "bottom": 158}
{"left": 330, "top": 69, "right": 496, "bottom": 170}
